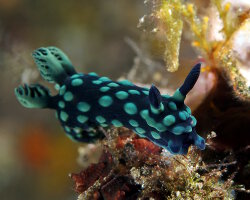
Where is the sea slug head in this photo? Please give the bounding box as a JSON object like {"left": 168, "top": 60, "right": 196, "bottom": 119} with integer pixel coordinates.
{"left": 146, "top": 63, "right": 205, "bottom": 154}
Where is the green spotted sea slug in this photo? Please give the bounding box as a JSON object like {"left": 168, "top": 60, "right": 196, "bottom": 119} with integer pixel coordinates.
{"left": 15, "top": 47, "right": 205, "bottom": 155}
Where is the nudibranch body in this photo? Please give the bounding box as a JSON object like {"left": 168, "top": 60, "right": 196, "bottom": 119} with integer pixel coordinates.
{"left": 15, "top": 47, "right": 205, "bottom": 155}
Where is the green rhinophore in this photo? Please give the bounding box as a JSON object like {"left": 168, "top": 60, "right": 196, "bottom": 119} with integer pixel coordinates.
{"left": 77, "top": 102, "right": 91, "bottom": 112}
{"left": 115, "top": 91, "right": 129, "bottom": 100}
{"left": 172, "top": 126, "right": 185, "bottom": 135}
{"left": 135, "top": 127, "right": 146, "bottom": 134}
{"left": 60, "top": 111, "right": 69, "bottom": 122}
{"left": 151, "top": 131, "right": 161, "bottom": 139}
{"left": 59, "top": 85, "right": 66, "bottom": 95}
{"left": 124, "top": 102, "right": 137, "bottom": 115}
{"left": 71, "top": 78, "right": 83, "bottom": 86}
{"left": 96, "top": 116, "right": 106, "bottom": 123}
{"left": 92, "top": 80, "right": 102, "bottom": 85}
{"left": 107, "top": 82, "right": 119, "bottom": 87}
{"left": 111, "top": 120, "right": 123, "bottom": 127}
{"left": 77, "top": 115, "right": 88, "bottom": 123}
{"left": 172, "top": 88, "right": 185, "bottom": 101}
{"left": 179, "top": 111, "right": 187, "bottom": 120}
{"left": 163, "top": 115, "right": 176, "bottom": 126}
{"left": 128, "top": 90, "right": 140, "bottom": 95}
{"left": 100, "top": 86, "right": 110, "bottom": 92}
{"left": 129, "top": 119, "right": 139, "bottom": 127}
{"left": 168, "top": 101, "right": 177, "bottom": 111}
{"left": 99, "top": 77, "right": 111, "bottom": 82}
{"left": 98, "top": 96, "right": 113, "bottom": 107}
{"left": 64, "top": 91, "right": 73, "bottom": 101}
{"left": 88, "top": 72, "right": 98, "bottom": 76}
{"left": 58, "top": 101, "right": 65, "bottom": 108}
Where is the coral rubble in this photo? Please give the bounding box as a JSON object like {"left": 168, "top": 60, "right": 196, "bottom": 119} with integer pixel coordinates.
{"left": 71, "top": 128, "right": 235, "bottom": 200}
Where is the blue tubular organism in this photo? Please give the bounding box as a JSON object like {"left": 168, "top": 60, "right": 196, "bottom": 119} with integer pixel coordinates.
{"left": 15, "top": 47, "right": 205, "bottom": 155}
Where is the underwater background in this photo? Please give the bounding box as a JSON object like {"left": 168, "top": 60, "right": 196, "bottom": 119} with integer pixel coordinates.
{"left": 0, "top": 0, "right": 249, "bottom": 200}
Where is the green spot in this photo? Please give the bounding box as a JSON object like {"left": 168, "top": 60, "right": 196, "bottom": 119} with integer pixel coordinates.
{"left": 140, "top": 110, "right": 156, "bottom": 127}
{"left": 99, "top": 77, "right": 111, "bottom": 82}
{"left": 151, "top": 131, "right": 161, "bottom": 139}
{"left": 163, "top": 115, "right": 176, "bottom": 126}
{"left": 71, "top": 78, "right": 83, "bottom": 86}
{"left": 185, "top": 126, "right": 192, "bottom": 132}
{"left": 66, "top": 133, "right": 75, "bottom": 141}
{"left": 59, "top": 85, "right": 66, "bottom": 95}
{"left": 100, "top": 86, "right": 110, "bottom": 92}
{"left": 118, "top": 80, "right": 134, "bottom": 86}
{"left": 92, "top": 80, "right": 102, "bottom": 85}
{"left": 96, "top": 116, "right": 106, "bottom": 123}
{"left": 135, "top": 127, "right": 146, "bottom": 134}
{"left": 124, "top": 103, "right": 137, "bottom": 115}
{"left": 58, "top": 101, "right": 65, "bottom": 108}
{"left": 77, "top": 115, "right": 88, "bottom": 123}
{"left": 168, "top": 101, "right": 177, "bottom": 111}
{"left": 100, "top": 123, "right": 108, "bottom": 127}
{"left": 172, "top": 126, "right": 185, "bottom": 135}
{"left": 74, "top": 127, "right": 81, "bottom": 134}
{"left": 76, "top": 132, "right": 82, "bottom": 138}
{"left": 88, "top": 132, "right": 96, "bottom": 137}
{"left": 111, "top": 120, "right": 123, "bottom": 127}
{"left": 88, "top": 72, "right": 98, "bottom": 76}
{"left": 128, "top": 90, "right": 140, "bottom": 95}
{"left": 129, "top": 120, "right": 139, "bottom": 127}
{"left": 60, "top": 111, "right": 68, "bottom": 122}
{"left": 150, "top": 103, "right": 164, "bottom": 114}
{"left": 155, "top": 123, "right": 167, "bottom": 132}
{"left": 183, "top": 111, "right": 189, "bottom": 118}
{"left": 191, "top": 116, "right": 197, "bottom": 127}
{"left": 98, "top": 96, "right": 113, "bottom": 107}
{"left": 115, "top": 91, "right": 128, "bottom": 100}
{"left": 71, "top": 74, "right": 81, "bottom": 79}
{"left": 64, "top": 91, "right": 73, "bottom": 101}
{"left": 64, "top": 126, "right": 71, "bottom": 132}
{"left": 142, "top": 90, "right": 149, "bottom": 95}
{"left": 107, "top": 82, "right": 119, "bottom": 87}
{"left": 172, "top": 88, "right": 185, "bottom": 101}
{"left": 139, "top": 109, "right": 165, "bottom": 132}
{"left": 77, "top": 102, "right": 91, "bottom": 112}
{"left": 179, "top": 111, "right": 187, "bottom": 120}
{"left": 186, "top": 106, "right": 191, "bottom": 114}
{"left": 55, "top": 84, "right": 60, "bottom": 91}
